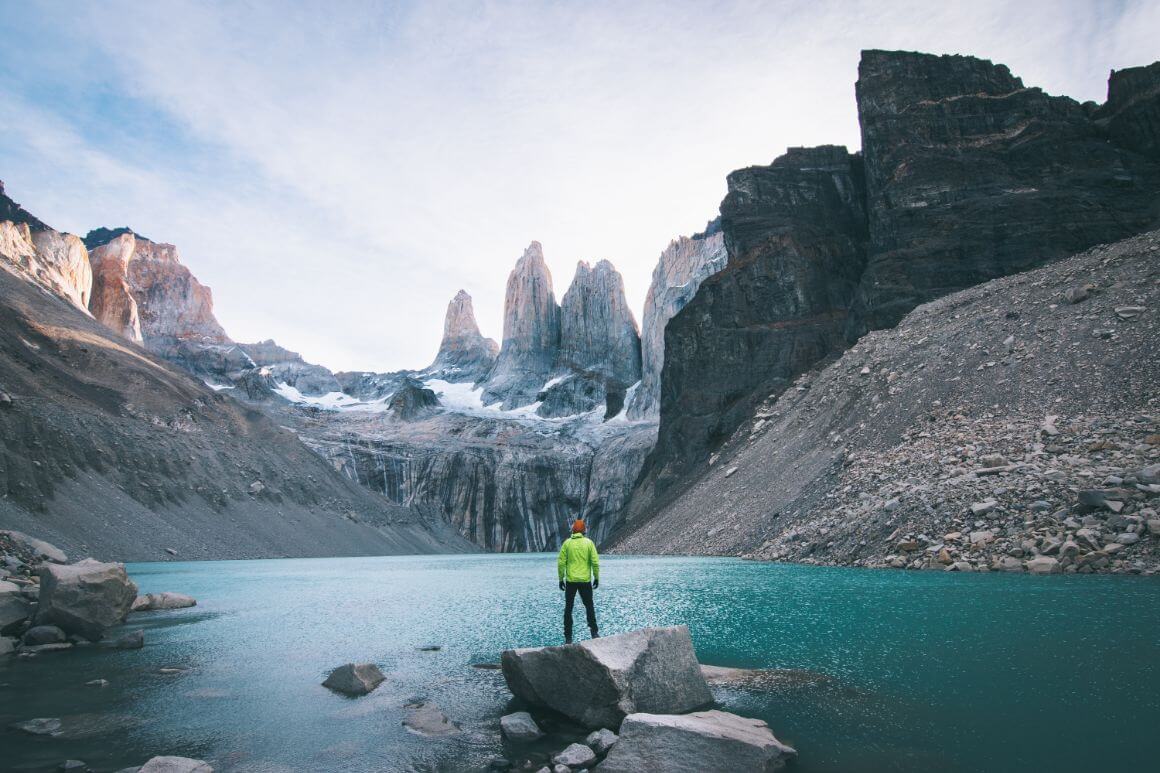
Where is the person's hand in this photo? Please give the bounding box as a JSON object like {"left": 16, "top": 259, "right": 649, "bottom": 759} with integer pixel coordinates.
{"left": 592, "top": 579, "right": 599, "bottom": 590}
{"left": 559, "top": 580, "right": 566, "bottom": 591}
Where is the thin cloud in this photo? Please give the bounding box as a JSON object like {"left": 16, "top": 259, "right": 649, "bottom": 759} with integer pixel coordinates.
{"left": 1, "top": 0, "right": 1155, "bottom": 371}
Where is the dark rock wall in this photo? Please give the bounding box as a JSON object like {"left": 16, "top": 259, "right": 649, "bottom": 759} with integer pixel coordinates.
{"left": 631, "top": 50, "right": 1160, "bottom": 523}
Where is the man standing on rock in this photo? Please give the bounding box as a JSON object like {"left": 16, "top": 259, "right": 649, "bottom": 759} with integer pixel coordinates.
{"left": 558, "top": 519, "right": 600, "bottom": 644}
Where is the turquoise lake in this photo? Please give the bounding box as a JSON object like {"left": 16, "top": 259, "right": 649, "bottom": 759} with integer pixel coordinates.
{"left": 2, "top": 554, "right": 1158, "bottom": 772}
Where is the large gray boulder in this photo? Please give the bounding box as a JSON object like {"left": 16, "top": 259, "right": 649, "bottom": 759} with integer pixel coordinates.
{"left": 0, "top": 593, "right": 31, "bottom": 635}
{"left": 131, "top": 592, "right": 197, "bottom": 612}
{"left": 500, "top": 711, "right": 544, "bottom": 742}
{"left": 36, "top": 559, "right": 137, "bottom": 640}
{"left": 596, "top": 710, "right": 797, "bottom": 772}
{"left": 501, "top": 626, "right": 712, "bottom": 729}
{"left": 138, "top": 757, "right": 213, "bottom": 773}
{"left": 322, "top": 663, "right": 385, "bottom": 696}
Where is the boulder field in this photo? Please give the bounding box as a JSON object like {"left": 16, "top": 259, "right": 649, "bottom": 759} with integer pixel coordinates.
{"left": 499, "top": 626, "right": 796, "bottom": 772}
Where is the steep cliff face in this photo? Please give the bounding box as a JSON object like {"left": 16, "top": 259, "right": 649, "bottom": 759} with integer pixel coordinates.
{"left": 628, "top": 51, "right": 1160, "bottom": 531}
{"left": 0, "top": 184, "right": 92, "bottom": 313}
{"left": 853, "top": 50, "right": 1160, "bottom": 332}
{"left": 425, "top": 290, "right": 499, "bottom": 382}
{"left": 298, "top": 408, "right": 655, "bottom": 552}
{"left": 87, "top": 233, "right": 143, "bottom": 342}
{"left": 626, "top": 222, "right": 727, "bottom": 420}
{"left": 635, "top": 146, "right": 868, "bottom": 508}
{"left": 539, "top": 260, "right": 642, "bottom": 419}
{"left": 1098, "top": 61, "right": 1160, "bottom": 162}
{"left": 85, "top": 229, "right": 248, "bottom": 378}
{"left": 481, "top": 242, "right": 561, "bottom": 409}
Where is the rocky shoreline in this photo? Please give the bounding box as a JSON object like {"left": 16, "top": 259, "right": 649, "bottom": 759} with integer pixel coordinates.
{"left": 2, "top": 530, "right": 208, "bottom": 772}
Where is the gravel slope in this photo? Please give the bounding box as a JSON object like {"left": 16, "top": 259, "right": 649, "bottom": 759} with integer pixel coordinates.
{"left": 0, "top": 263, "right": 474, "bottom": 561}
{"left": 610, "top": 230, "right": 1160, "bottom": 575}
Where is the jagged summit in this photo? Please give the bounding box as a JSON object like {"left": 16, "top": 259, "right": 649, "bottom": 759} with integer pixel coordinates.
{"left": 83, "top": 226, "right": 153, "bottom": 250}
{"left": 479, "top": 241, "right": 561, "bottom": 408}
{"left": 425, "top": 289, "right": 499, "bottom": 382}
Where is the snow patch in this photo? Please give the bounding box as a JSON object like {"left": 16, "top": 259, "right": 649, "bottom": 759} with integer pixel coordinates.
{"left": 273, "top": 382, "right": 391, "bottom": 412}
{"left": 204, "top": 380, "right": 235, "bottom": 391}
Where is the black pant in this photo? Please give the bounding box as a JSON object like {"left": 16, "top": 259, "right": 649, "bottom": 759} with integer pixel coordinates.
{"left": 564, "top": 581, "right": 598, "bottom": 640}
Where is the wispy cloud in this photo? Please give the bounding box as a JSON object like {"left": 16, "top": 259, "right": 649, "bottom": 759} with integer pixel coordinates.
{"left": 1, "top": 0, "right": 1155, "bottom": 371}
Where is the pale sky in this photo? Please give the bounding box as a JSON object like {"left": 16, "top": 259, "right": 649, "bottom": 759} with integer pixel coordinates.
{"left": 1, "top": 0, "right": 1156, "bottom": 372}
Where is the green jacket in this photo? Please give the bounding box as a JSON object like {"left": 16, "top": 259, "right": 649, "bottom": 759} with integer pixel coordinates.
{"left": 558, "top": 533, "right": 600, "bottom": 583}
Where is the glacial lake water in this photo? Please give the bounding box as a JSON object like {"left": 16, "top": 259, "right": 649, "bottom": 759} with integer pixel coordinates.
{"left": 2, "top": 554, "right": 1158, "bottom": 772}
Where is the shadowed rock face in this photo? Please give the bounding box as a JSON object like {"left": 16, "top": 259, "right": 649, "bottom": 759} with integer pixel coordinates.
{"left": 1097, "top": 61, "right": 1160, "bottom": 163}
{"left": 635, "top": 146, "right": 868, "bottom": 509}
{"left": 481, "top": 242, "right": 561, "bottom": 409}
{"left": 557, "top": 260, "right": 641, "bottom": 383}
{"left": 425, "top": 290, "right": 498, "bottom": 383}
{"left": 629, "top": 50, "right": 1160, "bottom": 528}
{"left": 626, "top": 222, "right": 727, "bottom": 420}
{"left": 537, "top": 260, "right": 642, "bottom": 419}
{"left": 853, "top": 49, "right": 1160, "bottom": 333}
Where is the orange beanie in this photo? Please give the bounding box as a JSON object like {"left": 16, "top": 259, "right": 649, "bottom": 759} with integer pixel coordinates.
{"left": 572, "top": 519, "right": 586, "bottom": 533}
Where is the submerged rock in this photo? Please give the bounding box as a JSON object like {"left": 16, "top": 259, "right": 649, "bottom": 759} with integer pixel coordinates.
{"left": 131, "top": 593, "right": 197, "bottom": 612}
{"left": 500, "top": 711, "right": 544, "bottom": 742}
{"left": 36, "top": 559, "right": 138, "bottom": 640}
{"left": 402, "top": 700, "right": 459, "bottom": 737}
{"left": 551, "top": 742, "right": 596, "bottom": 768}
{"left": 501, "top": 625, "right": 712, "bottom": 729}
{"left": 138, "top": 757, "right": 213, "bottom": 773}
{"left": 11, "top": 717, "right": 63, "bottom": 736}
{"left": 322, "top": 663, "right": 385, "bottom": 696}
{"left": 597, "top": 710, "right": 797, "bottom": 772}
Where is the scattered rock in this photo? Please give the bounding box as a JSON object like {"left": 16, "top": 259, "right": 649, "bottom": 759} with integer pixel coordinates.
{"left": 597, "top": 710, "right": 796, "bottom": 773}
{"left": 969, "top": 500, "right": 997, "bottom": 516}
{"left": 586, "top": 727, "right": 619, "bottom": 754}
{"left": 0, "top": 530, "right": 69, "bottom": 564}
{"left": 551, "top": 743, "right": 596, "bottom": 768}
{"left": 501, "top": 626, "right": 713, "bottom": 729}
{"left": 1026, "top": 556, "right": 1060, "bottom": 575}
{"left": 322, "top": 663, "right": 385, "bottom": 696}
{"left": 164, "top": 548, "right": 178, "bottom": 557}
{"left": 500, "top": 711, "right": 543, "bottom": 742}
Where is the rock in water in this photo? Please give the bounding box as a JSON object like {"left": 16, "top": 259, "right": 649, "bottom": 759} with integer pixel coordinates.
{"left": 402, "top": 700, "right": 459, "bottom": 737}
{"left": 500, "top": 626, "right": 713, "bottom": 729}
{"left": 586, "top": 727, "right": 619, "bottom": 754}
{"left": 36, "top": 559, "right": 138, "bottom": 640}
{"left": 499, "top": 711, "right": 544, "bottom": 742}
{"left": 138, "top": 757, "right": 213, "bottom": 773}
{"left": 551, "top": 743, "right": 596, "bottom": 768}
{"left": 424, "top": 290, "right": 499, "bottom": 382}
{"left": 0, "top": 594, "right": 32, "bottom": 635}
{"left": 322, "top": 663, "right": 385, "bottom": 696}
{"left": 598, "top": 710, "right": 796, "bottom": 772}
{"left": 131, "top": 593, "right": 197, "bottom": 612}
{"left": 21, "top": 625, "right": 66, "bottom": 646}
